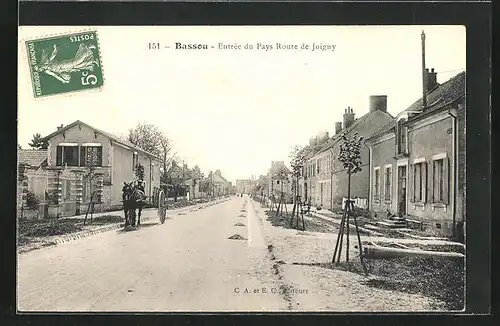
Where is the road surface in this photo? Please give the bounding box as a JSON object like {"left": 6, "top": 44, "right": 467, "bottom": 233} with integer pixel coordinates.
{"left": 18, "top": 196, "right": 288, "bottom": 312}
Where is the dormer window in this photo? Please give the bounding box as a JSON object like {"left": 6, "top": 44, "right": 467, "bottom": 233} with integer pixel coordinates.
{"left": 396, "top": 118, "right": 408, "bottom": 155}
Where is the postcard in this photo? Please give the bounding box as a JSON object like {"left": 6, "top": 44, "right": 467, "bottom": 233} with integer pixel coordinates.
{"left": 17, "top": 25, "right": 466, "bottom": 312}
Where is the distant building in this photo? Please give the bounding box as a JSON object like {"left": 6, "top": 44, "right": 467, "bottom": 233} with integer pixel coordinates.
{"left": 367, "top": 70, "right": 465, "bottom": 239}
{"left": 211, "top": 170, "right": 231, "bottom": 196}
{"left": 235, "top": 179, "right": 252, "bottom": 194}
{"left": 267, "top": 161, "right": 292, "bottom": 202}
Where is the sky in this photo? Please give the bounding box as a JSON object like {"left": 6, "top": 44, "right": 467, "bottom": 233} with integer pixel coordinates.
{"left": 18, "top": 26, "right": 466, "bottom": 184}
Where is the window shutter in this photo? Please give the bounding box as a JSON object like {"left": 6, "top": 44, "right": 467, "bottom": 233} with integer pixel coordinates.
{"left": 56, "top": 146, "right": 63, "bottom": 166}
{"left": 79, "top": 146, "right": 84, "bottom": 166}
{"left": 404, "top": 127, "right": 409, "bottom": 154}
{"left": 97, "top": 147, "right": 103, "bottom": 166}
{"left": 427, "top": 161, "right": 433, "bottom": 203}
{"left": 423, "top": 162, "right": 428, "bottom": 203}
{"left": 409, "top": 165, "right": 414, "bottom": 202}
{"left": 433, "top": 161, "right": 439, "bottom": 203}
{"left": 443, "top": 157, "right": 449, "bottom": 204}
{"left": 382, "top": 170, "right": 385, "bottom": 200}
{"left": 389, "top": 168, "right": 392, "bottom": 200}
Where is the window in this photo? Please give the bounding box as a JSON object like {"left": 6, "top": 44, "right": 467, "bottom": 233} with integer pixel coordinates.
{"left": 432, "top": 157, "right": 449, "bottom": 204}
{"left": 80, "top": 146, "right": 103, "bottom": 167}
{"left": 412, "top": 162, "right": 426, "bottom": 202}
{"left": 374, "top": 168, "right": 380, "bottom": 200}
{"left": 56, "top": 145, "right": 79, "bottom": 166}
{"left": 396, "top": 119, "right": 408, "bottom": 155}
{"left": 384, "top": 166, "right": 392, "bottom": 201}
{"left": 132, "top": 152, "right": 138, "bottom": 170}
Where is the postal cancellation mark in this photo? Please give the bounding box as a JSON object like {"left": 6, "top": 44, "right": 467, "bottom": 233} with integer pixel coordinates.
{"left": 25, "top": 31, "right": 104, "bottom": 98}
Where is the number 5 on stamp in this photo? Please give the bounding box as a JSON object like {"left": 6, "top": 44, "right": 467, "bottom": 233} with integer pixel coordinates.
{"left": 25, "top": 31, "right": 104, "bottom": 98}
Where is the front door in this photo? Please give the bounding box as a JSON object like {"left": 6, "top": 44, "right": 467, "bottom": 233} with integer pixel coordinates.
{"left": 304, "top": 183, "right": 308, "bottom": 203}
{"left": 397, "top": 165, "right": 407, "bottom": 216}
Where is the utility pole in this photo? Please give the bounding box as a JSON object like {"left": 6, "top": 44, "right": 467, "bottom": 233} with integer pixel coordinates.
{"left": 329, "top": 147, "right": 335, "bottom": 211}
{"left": 421, "top": 30, "right": 428, "bottom": 109}
{"left": 182, "top": 160, "right": 185, "bottom": 200}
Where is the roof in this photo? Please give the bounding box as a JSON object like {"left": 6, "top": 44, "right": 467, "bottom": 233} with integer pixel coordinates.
{"left": 369, "top": 71, "right": 465, "bottom": 140}
{"left": 18, "top": 149, "right": 48, "bottom": 167}
{"left": 405, "top": 71, "right": 465, "bottom": 114}
{"left": 42, "top": 120, "right": 162, "bottom": 160}
{"left": 368, "top": 120, "right": 396, "bottom": 139}
{"left": 314, "top": 109, "right": 393, "bottom": 155}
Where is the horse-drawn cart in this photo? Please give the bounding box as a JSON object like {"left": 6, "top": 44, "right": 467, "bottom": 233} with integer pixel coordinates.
{"left": 122, "top": 182, "right": 168, "bottom": 227}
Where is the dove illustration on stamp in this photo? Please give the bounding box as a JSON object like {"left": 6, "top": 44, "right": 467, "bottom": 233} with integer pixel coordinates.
{"left": 25, "top": 31, "right": 104, "bottom": 98}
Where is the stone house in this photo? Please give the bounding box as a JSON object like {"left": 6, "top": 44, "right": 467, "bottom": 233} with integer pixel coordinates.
{"left": 302, "top": 96, "right": 394, "bottom": 209}
{"left": 17, "top": 120, "right": 162, "bottom": 218}
{"left": 366, "top": 70, "right": 465, "bottom": 239}
{"left": 211, "top": 170, "right": 230, "bottom": 196}
{"left": 268, "top": 161, "right": 293, "bottom": 202}
{"left": 235, "top": 179, "right": 252, "bottom": 194}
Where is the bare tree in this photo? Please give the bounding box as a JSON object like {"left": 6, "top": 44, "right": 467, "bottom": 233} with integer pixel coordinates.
{"left": 127, "top": 121, "right": 177, "bottom": 179}
{"left": 191, "top": 165, "right": 204, "bottom": 199}
{"left": 289, "top": 145, "right": 306, "bottom": 229}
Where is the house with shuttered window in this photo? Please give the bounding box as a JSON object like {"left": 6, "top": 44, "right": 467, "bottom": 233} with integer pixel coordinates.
{"left": 38, "top": 120, "right": 162, "bottom": 217}
{"left": 366, "top": 70, "right": 465, "bottom": 239}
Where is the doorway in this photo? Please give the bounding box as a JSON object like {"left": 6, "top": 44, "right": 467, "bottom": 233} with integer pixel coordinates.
{"left": 397, "top": 165, "right": 407, "bottom": 216}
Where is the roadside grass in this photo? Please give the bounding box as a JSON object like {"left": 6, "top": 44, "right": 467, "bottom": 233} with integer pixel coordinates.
{"left": 333, "top": 255, "right": 464, "bottom": 311}
{"left": 264, "top": 210, "right": 371, "bottom": 235}
{"left": 17, "top": 215, "right": 123, "bottom": 247}
{"left": 265, "top": 208, "right": 464, "bottom": 311}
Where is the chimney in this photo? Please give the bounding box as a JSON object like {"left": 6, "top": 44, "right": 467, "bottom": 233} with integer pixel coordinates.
{"left": 317, "top": 131, "right": 329, "bottom": 144}
{"left": 56, "top": 124, "right": 64, "bottom": 130}
{"left": 343, "top": 107, "right": 355, "bottom": 130}
{"left": 421, "top": 30, "right": 428, "bottom": 109}
{"left": 369, "top": 95, "right": 388, "bottom": 113}
{"left": 426, "top": 68, "right": 438, "bottom": 92}
{"left": 335, "top": 122, "right": 342, "bottom": 135}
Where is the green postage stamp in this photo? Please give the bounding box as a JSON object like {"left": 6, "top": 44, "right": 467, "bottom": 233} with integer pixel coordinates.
{"left": 25, "top": 31, "right": 104, "bottom": 98}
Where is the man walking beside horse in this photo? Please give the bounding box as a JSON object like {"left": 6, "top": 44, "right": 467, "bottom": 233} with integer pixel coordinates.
{"left": 122, "top": 179, "right": 147, "bottom": 228}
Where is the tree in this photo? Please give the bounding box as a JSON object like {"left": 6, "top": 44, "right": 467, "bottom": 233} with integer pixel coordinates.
{"left": 289, "top": 145, "right": 306, "bottom": 229}
{"left": 332, "top": 131, "right": 366, "bottom": 269}
{"left": 128, "top": 122, "right": 176, "bottom": 178}
{"left": 191, "top": 165, "right": 204, "bottom": 199}
{"left": 28, "top": 133, "right": 48, "bottom": 150}
{"left": 135, "top": 163, "right": 145, "bottom": 180}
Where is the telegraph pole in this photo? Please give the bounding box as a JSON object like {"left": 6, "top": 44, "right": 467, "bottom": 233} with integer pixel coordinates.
{"left": 182, "top": 160, "right": 185, "bottom": 200}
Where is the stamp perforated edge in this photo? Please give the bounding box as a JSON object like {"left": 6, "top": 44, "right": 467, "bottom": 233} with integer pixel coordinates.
{"left": 19, "top": 28, "right": 106, "bottom": 101}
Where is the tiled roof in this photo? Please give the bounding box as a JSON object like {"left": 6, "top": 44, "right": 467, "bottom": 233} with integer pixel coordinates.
{"left": 18, "top": 149, "right": 48, "bottom": 167}
{"left": 314, "top": 109, "right": 392, "bottom": 155}
{"left": 42, "top": 120, "right": 161, "bottom": 160}
{"left": 269, "top": 161, "right": 290, "bottom": 175}
{"left": 369, "top": 71, "right": 465, "bottom": 140}
{"left": 368, "top": 120, "right": 396, "bottom": 139}
{"left": 405, "top": 71, "right": 465, "bottom": 113}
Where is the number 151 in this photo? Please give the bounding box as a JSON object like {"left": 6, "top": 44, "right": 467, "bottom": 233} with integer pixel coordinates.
{"left": 148, "top": 43, "right": 160, "bottom": 50}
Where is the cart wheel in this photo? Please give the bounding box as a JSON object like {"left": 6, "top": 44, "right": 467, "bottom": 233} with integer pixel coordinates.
{"left": 158, "top": 189, "right": 167, "bottom": 224}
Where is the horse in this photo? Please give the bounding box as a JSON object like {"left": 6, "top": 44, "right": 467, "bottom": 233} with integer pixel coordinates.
{"left": 122, "top": 181, "right": 146, "bottom": 227}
